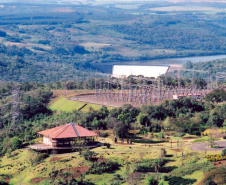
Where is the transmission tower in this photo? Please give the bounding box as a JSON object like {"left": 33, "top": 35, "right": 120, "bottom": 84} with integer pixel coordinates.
{"left": 10, "top": 85, "right": 22, "bottom": 130}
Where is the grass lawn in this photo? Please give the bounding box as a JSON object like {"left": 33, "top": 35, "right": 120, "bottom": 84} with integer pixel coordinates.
{"left": 192, "top": 136, "right": 220, "bottom": 143}
{"left": 184, "top": 171, "right": 204, "bottom": 185}
{"left": 50, "top": 97, "right": 112, "bottom": 113}
{"left": 49, "top": 97, "right": 85, "bottom": 112}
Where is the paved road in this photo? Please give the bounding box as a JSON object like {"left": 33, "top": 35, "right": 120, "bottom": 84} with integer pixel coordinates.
{"left": 190, "top": 141, "right": 226, "bottom": 151}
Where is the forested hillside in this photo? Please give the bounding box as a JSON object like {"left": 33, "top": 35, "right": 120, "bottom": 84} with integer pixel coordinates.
{"left": 0, "top": 1, "right": 226, "bottom": 82}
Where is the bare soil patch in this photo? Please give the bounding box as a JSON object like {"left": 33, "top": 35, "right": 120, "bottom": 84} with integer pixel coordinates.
{"left": 63, "top": 166, "right": 89, "bottom": 178}
{"left": 170, "top": 149, "right": 181, "bottom": 152}
{"left": 214, "top": 160, "right": 226, "bottom": 167}
{"left": 91, "top": 157, "right": 107, "bottom": 162}
{"left": 50, "top": 89, "right": 88, "bottom": 104}
{"left": 50, "top": 157, "right": 64, "bottom": 162}
{"left": 31, "top": 177, "right": 48, "bottom": 184}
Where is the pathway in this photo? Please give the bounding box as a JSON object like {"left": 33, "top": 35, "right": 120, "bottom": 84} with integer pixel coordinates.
{"left": 190, "top": 141, "right": 226, "bottom": 151}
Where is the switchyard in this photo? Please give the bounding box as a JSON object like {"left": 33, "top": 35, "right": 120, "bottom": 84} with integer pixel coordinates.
{"left": 69, "top": 72, "right": 217, "bottom": 107}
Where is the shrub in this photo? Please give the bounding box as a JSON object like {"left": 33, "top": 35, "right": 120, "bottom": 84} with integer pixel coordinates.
{"left": 173, "top": 132, "right": 185, "bottom": 137}
{"left": 221, "top": 149, "right": 226, "bottom": 157}
{"left": 0, "top": 180, "right": 8, "bottom": 185}
{"left": 201, "top": 168, "right": 226, "bottom": 185}
{"left": 204, "top": 179, "right": 217, "bottom": 185}
{"left": 144, "top": 176, "right": 158, "bottom": 185}
{"left": 106, "top": 143, "right": 111, "bottom": 148}
{"left": 35, "top": 153, "right": 49, "bottom": 163}
{"left": 10, "top": 137, "right": 22, "bottom": 150}
{"left": 171, "top": 161, "right": 214, "bottom": 176}
{"left": 99, "top": 132, "right": 109, "bottom": 137}
{"left": 135, "top": 159, "right": 165, "bottom": 173}
{"left": 114, "top": 137, "right": 117, "bottom": 143}
{"left": 160, "top": 148, "right": 166, "bottom": 158}
{"left": 206, "top": 154, "right": 226, "bottom": 162}
{"left": 161, "top": 175, "right": 168, "bottom": 181}
{"left": 82, "top": 149, "right": 97, "bottom": 161}
{"left": 88, "top": 161, "right": 120, "bottom": 174}
{"left": 132, "top": 139, "right": 166, "bottom": 144}
{"left": 158, "top": 132, "right": 165, "bottom": 138}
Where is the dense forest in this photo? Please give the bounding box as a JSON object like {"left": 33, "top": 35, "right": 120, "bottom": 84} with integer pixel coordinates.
{"left": 0, "top": 1, "right": 226, "bottom": 82}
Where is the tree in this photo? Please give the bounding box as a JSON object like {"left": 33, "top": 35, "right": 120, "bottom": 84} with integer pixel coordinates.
{"left": 205, "top": 89, "right": 226, "bottom": 103}
{"left": 160, "top": 148, "right": 166, "bottom": 158}
{"left": 10, "top": 136, "right": 21, "bottom": 150}
{"left": 208, "top": 135, "right": 216, "bottom": 148}
{"left": 221, "top": 149, "right": 226, "bottom": 157}
{"left": 204, "top": 179, "right": 217, "bottom": 185}
{"left": 151, "top": 159, "right": 163, "bottom": 173}
{"left": 138, "top": 113, "right": 150, "bottom": 127}
{"left": 194, "top": 78, "right": 207, "bottom": 89}
{"left": 113, "top": 122, "right": 129, "bottom": 143}
{"left": 184, "top": 61, "right": 193, "bottom": 69}
{"left": 163, "top": 116, "right": 172, "bottom": 131}
{"left": 82, "top": 148, "right": 97, "bottom": 161}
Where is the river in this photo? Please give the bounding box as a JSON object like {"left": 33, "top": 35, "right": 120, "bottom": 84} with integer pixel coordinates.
{"left": 94, "top": 54, "right": 226, "bottom": 73}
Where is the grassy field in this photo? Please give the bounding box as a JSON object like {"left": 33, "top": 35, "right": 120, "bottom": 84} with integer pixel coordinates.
{"left": 49, "top": 97, "right": 86, "bottom": 112}
{"left": 50, "top": 97, "right": 112, "bottom": 113}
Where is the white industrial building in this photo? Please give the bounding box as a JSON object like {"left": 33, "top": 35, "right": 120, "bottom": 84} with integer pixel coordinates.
{"left": 112, "top": 65, "right": 169, "bottom": 78}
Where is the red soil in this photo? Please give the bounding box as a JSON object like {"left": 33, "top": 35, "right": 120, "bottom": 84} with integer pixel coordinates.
{"left": 214, "top": 160, "right": 226, "bottom": 167}
{"left": 91, "top": 157, "right": 107, "bottom": 162}
{"left": 170, "top": 149, "right": 181, "bottom": 152}
{"left": 63, "top": 166, "right": 89, "bottom": 178}
{"left": 50, "top": 157, "right": 64, "bottom": 162}
{"left": 31, "top": 177, "right": 48, "bottom": 184}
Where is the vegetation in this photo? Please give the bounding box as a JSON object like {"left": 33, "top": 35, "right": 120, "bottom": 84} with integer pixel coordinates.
{"left": 0, "top": 1, "right": 226, "bottom": 184}
{"left": 0, "top": 2, "right": 226, "bottom": 82}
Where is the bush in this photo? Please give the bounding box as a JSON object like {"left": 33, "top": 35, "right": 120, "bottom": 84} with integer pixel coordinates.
{"left": 221, "top": 149, "right": 226, "bottom": 157}
{"left": 206, "top": 154, "right": 226, "bottom": 162}
{"left": 204, "top": 179, "right": 217, "bottom": 185}
{"left": 201, "top": 168, "right": 226, "bottom": 185}
{"left": 88, "top": 161, "right": 120, "bottom": 174}
{"left": 135, "top": 159, "right": 165, "bottom": 173}
{"left": 106, "top": 143, "right": 111, "bottom": 148}
{"left": 82, "top": 149, "right": 97, "bottom": 161}
{"left": 132, "top": 139, "right": 167, "bottom": 144}
{"left": 158, "top": 132, "right": 165, "bottom": 138}
{"left": 160, "top": 148, "right": 166, "bottom": 158}
{"left": 173, "top": 133, "right": 185, "bottom": 137}
{"left": 171, "top": 161, "right": 214, "bottom": 176}
{"left": 99, "top": 132, "right": 109, "bottom": 138}
{"left": 114, "top": 137, "right": 117, "bottom": 143}
{"left": 34, "top": 153, "right": 49, "bottom": 163}
{"left": 10, "top": 137, "right": 22, "bottom": 150}
{"left": 161, "top": 175, "right": 168, "bottom": 181}
{"left": 0, "top": 180, "right": 8, "bottom": 185}
{"left": 144, "top": 176, "right": 158, "bottom": 185}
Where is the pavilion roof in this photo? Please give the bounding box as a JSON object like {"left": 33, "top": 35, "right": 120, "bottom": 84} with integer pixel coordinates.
{"left": 38, "top": 123, "right": 98, "bottom": 139}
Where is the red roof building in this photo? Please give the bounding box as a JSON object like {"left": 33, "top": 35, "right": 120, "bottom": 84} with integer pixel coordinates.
{"left": 38, "top": 123, "right": 98, "bottom": 147}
